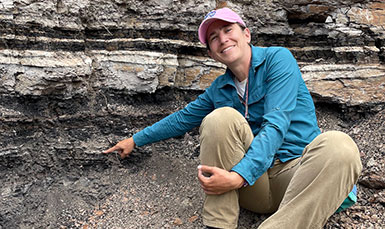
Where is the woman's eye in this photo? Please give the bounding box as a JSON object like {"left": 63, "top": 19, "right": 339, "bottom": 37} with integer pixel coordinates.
{"left": 225, "top": 28, "right": 232, "bottom": 33}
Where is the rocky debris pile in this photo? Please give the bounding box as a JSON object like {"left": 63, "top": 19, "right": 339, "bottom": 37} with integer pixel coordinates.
{"left": 0, "top": 0, "right": 384, "bottom": 228}
{"left": 1, "top": 89, "right": 384, "bottom": 228}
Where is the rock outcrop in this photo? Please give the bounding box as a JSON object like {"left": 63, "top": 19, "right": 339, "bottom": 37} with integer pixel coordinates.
{"left": 0, "top": 0, "right": 384, "bottom": 228}
{"left": 1, "top": 0, "right": 384, "bottom": 107}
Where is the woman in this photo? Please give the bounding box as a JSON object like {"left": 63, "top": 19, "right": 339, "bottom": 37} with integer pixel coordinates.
{"left": 105, "top": 7, "right": 362, "bottom": 229}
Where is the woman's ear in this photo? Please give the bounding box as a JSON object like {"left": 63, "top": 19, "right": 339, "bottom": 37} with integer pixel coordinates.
{"left": 244, "top": 28, "right": 251, "bottom": 44}
{"left": 207, "top": 49, "right": 214, "bottom": 59}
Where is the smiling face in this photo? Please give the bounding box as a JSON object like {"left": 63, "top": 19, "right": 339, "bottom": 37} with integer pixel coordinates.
{"left": 206, "top": 20, "right": 251, "bottom": 68}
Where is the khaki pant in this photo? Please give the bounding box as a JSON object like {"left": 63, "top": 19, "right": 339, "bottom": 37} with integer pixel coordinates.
{"left": 199, "top": 107, "right": 362, "bottom": 229}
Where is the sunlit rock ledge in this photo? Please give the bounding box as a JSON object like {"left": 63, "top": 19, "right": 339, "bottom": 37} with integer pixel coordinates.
{"left": 1, "top": 48, "right": 384, "bottom": 109}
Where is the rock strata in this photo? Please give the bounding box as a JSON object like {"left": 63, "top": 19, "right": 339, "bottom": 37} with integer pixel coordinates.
{"left": 1, "top": 0, "right": 384, "bottom": 108}
{"left": 0, "top": 0, "right": 384, "bottom": 228}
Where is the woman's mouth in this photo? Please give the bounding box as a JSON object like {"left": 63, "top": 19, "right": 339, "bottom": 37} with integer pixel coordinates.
{"left": 221, "top": 45, "right": 235, "bottom": 53}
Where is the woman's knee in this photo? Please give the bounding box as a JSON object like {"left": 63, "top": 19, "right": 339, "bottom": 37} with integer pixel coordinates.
{"left": 308, "top": 131, "right": 362, "bottom": 171}
{"left": 199, "top": 107, "right": 244, "bottom": 135}
{"left": 320, "top": 131, "right": 358, "bottom": 156}
{"left": 199, "top": 107, "right": 252, "bottom": 168}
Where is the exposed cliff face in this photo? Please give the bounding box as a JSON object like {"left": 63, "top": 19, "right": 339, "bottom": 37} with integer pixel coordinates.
{"left": 1, "top": 0, "right": 384, "bottom": 106}
{"left": 0, "top": 0, "right": 384, "bottom": 228}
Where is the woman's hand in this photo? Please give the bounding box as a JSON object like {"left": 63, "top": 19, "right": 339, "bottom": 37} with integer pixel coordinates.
{"left": 103, "top": 137, "right": 136, "bottom": 159}
{"left": 197, "top": 165, "right": 245, "bottom": 195}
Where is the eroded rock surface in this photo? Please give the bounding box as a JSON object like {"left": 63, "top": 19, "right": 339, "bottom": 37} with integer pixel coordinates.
{"left": 0, "top": 0, "right": 384, "bottom": 228}
{"left": 1, "top": 0, "right": 384, "bottom": 107}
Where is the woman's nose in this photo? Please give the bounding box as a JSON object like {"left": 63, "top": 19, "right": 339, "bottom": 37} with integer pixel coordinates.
{"left": 218, "top": 33, "right": 228, "bottom": 44}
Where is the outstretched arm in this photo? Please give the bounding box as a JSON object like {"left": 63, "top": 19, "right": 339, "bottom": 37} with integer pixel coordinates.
{"left": 102, "top": 87, "right": 214, "bottom": 160}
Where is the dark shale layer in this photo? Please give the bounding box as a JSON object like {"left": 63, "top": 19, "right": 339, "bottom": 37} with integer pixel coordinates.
{"left": 0, "top": 0, "right": 384, "bottom": 228}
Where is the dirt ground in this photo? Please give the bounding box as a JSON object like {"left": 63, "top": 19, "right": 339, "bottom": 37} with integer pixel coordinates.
{"left": 0, "top": 89, "right": 384, "bottom": 228}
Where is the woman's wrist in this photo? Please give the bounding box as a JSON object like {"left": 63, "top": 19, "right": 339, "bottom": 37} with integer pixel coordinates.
{"left": 230, "top": 171, "right": 247, "bottom": 189}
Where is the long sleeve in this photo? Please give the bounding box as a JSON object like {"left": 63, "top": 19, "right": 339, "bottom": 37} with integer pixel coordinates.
{"left": 133, "top": 89, "right": 214, "bottom": 147}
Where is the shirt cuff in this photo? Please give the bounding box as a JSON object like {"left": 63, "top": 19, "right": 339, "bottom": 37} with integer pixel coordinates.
{"left": 132, "top": 131, "right": 146, "bottom": 147}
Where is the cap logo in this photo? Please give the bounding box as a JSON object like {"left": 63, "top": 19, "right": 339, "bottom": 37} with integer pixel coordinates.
{"left": 204, "top": 10, "right": 216, "bottom": 20}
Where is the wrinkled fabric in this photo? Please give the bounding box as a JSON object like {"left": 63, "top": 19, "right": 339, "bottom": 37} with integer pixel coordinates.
{"left": 133, "top": 45, "right": 320, "bottom": 185}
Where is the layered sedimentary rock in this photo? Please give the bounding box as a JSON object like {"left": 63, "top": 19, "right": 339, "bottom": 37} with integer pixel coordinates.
{"left": 0, "top": 0, "right": 384, "bottom": 228}
{"left": 0, "top": 0, "right": 384, "bottom": 107}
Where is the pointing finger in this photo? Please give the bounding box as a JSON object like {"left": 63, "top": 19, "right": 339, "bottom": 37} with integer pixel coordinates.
{"left": 103, "top": 145, "right": 119, "bottom": 154}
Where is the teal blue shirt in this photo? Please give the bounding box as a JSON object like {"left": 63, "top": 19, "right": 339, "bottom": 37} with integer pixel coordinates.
{"left": 133, "top": 45, "right": 321, "bottom": 186}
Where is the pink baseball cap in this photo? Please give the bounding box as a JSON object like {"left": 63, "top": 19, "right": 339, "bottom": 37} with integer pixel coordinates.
{"left": 198, "top": 7, "right": 246, "bottom": 45}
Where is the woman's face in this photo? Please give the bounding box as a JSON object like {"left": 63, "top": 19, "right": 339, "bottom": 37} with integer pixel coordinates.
{"left": 206, "top": 20, "right": 251, "bottom": 67}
